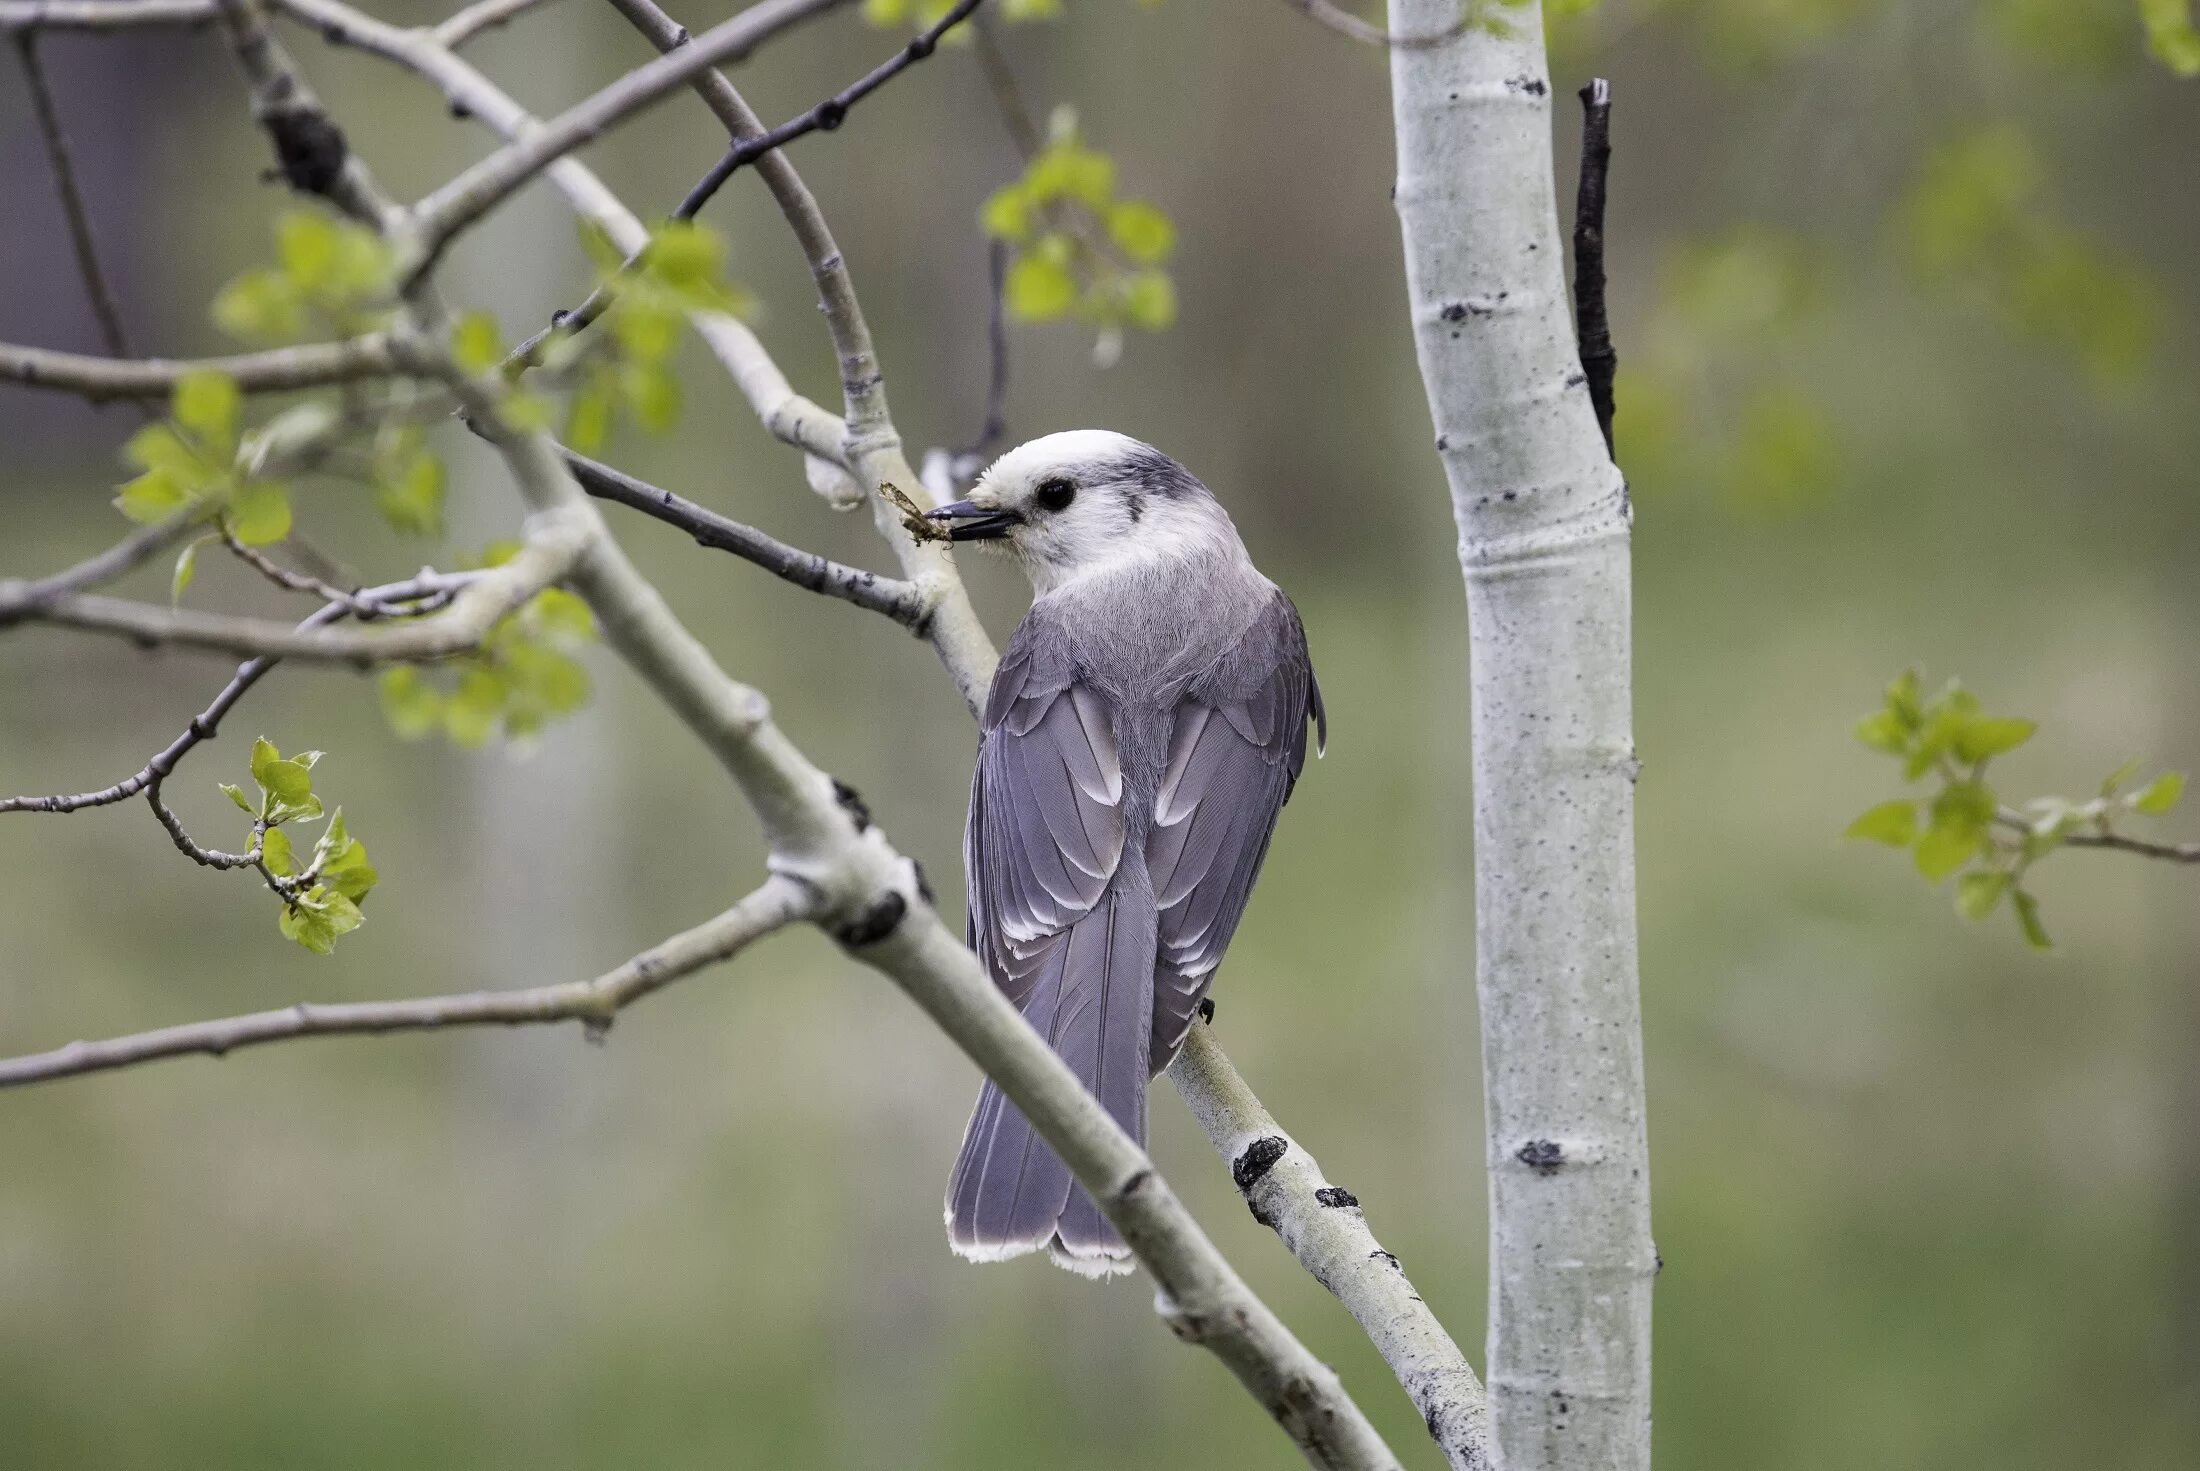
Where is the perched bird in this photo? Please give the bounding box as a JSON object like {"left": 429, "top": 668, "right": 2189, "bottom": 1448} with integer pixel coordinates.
{"left": 927, "top": 431, "right": 1324, "bottom": 1277}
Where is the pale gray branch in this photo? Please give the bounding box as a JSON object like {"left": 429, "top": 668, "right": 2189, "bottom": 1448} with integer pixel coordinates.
{"left": 431, "top": 0, "right": 551, "bottom": 48}
{"left": 5, "top": 508, "right": 588, "bottom": 663}
{"left": 0, "top": 334, "right": 408, "bottom": 402}
{"left": 1173, "top": 1022, "right": 1491, "bottom": 1470}
{"left": 0, "top": 879, "right": 815, "bottom": 1088}
{"left": 0, "top": 0, "right": 212, "bottom": 30}
{"left": 0, "top": 511, "right": 205, "bottom": 622}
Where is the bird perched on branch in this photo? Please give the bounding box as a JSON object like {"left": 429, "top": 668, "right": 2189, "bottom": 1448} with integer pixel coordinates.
{"left": 927, "top": 432, "right": 1324, "bottom": 1276}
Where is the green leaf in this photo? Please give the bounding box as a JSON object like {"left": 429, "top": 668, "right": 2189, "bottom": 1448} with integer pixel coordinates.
{"left": 1121, "top": 270, "right": 1178, "bottom": 332}
{"left": 643, "top": 220, "right": 725, "bottom": 293}
{"left": 220, "top": 782, "right": 257, "bottom": 814}
{"left": 262, "top": 825, "right": 296, "bottom": 877}
{"left": 2100, "top": 758, "right": 2144, "bottom": 798}
{"left": 444, "top": 666, "right": 506, "bottom": 748}
{"left": 1106, "top": 200, "right": 1176, "bottom": 265}
{"left": 1955, "top": 869, "right": 2010, "bottom": 921}
{"left": 451, "top": 311, "right": 504, "bottom": 375}
{"left": 2011, "top": 888, "right": 2053, "bottom": 950}
{"left": 375, "top": 449, "right": 445, "bottom": 537}
{"left": 528, "top": 587, "right": 597, "bottom": 642}
{"left": 211, "top": 268, "right": 306, "bottom": 341}
{"left": 2141, "top": 0, "right": 2200, "bottom": 76}
{"left": 225, "top": 480, "right": 293, "bottom": 547}
{"left": 980, "top": 184, "right": 1034, "bottom": 243}
{"left": 1885, "top": 669, "right": 1923, "bottom": 729}
{"left": 1933, "top": 779, "right": 1998, "bottom": 837}
{"left": 250, "top": 737, "right": 282, "bottom": 788}
{"left": 2131, "top": 771, "right": 2187, "bottom": 815}
{"left": 861, "top": 0, "right": 909, "bottom": 23}
{"left": 261, "top": 757, "right": 313, "bottom": 807}
{"left": 1844, "top": 799, "right": 1918, "bottom": 846}
{"left": 378, "top": 667, "right": 444, "bottom": 740}
{"left": 1006, "top": 253, "right": 1078, "bottom": 321}
{"left": 1853, "top": 709, "right": 1910, "bottom": 756}
{"left": 277, "top": 211, "right": 342, "bottom": 290}
{"left": 1954, "top": 716, "right": 2036, "bottom": 763}
{"left": 608, "top": 299, "right": 681, "bottom": 364}
{"left": 565, "top": 378, "right": 617, "bottom": 455}
{"left": 173, "top": 372, "right": 241, "bottom": 455}
{"left": 1914, "top": 824, "right": 1980, "bottom": 883}
{"left": 116, "top": 469, "right": 192, "bottom": 525}
{"left": 622, "top": 361, "right": 682, "bottom": 433}
{"left": 171, "top": 536, "right": 211, "bottom": 603}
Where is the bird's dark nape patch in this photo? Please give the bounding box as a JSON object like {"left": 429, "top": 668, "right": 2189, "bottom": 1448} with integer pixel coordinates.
{"left": 1115, "top": 445, "right": 1204, "bottom": 501}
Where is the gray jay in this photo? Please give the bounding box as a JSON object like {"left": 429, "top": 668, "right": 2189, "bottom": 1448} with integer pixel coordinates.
{"left": 927, "top": 431, "right": 1324, "bottom": 1276}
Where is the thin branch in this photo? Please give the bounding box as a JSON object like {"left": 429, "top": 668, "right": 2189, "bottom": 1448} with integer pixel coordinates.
{"left": 212, "top": 0, "right": 393, "bottom": 226}
{"left": 0, "top": 572, "right": 464, "bottom": 816}
{"left": 430, "top": 0, "right": 551, "bottom": 49}
{"left": 13, "top": 31, "right": 136, "bottom": 363}
{"left": 970, "top": 10, "right": 1041, "bottom": 158}
{"left": 1172, "top": 1021, "right": 1492, "bottom": 1471}
{"left": 953, "top": 237, "right": 1011, "bottom": 465}
{"left": 2, "top": 507, "right": 589, "bottom": 663}
{"left": 0, "top": 0, "right": 213, "bottom": 31}
{"left": 405, "top": 0, "right": 955, "bottom": 277}
{"left": 218, "top": 529, "right": 403, "bottom": 616}
{"left": 0, "top": 511, "right": 206, "bottom": 623}
{"left": 561, "top": 449, "right": 931, "bottom": 632}
{"left": 1993, "top": 810, "right": 2200, "bottom": 865}
{"left": 0, "top": 333, "right": 409, "bottom": 402}
{"left": 0, "top": 880, "right": 816, "bottom": 1088}
{"left": 1277, "top": 0, "right": 1470, "bottom": 48}
{"left": 504, "top": 0, "right": 967, "bottom": 380}
{"left": 1572, "top": 76, "right": 1616, "bottom": 457}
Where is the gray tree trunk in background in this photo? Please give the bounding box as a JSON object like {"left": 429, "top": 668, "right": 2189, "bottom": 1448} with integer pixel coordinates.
{"left": 1387, "top": 6, "right": 1655, "bottom": 1470}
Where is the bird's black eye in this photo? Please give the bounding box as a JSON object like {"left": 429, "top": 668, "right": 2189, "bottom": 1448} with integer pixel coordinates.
{"left": 1034, "top": 477, "right": 1077, "bottom": 513}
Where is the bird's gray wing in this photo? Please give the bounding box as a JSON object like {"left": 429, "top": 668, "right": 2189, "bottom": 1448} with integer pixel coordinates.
{"left": 949, "top": 624, "right": 1145, "bottom": 1265}
{"left": 1145, "top": 592, "right": 1322, "bottom": 1068}
{"left": 964, "top": 630, "right": 1127, "bottom": 1001}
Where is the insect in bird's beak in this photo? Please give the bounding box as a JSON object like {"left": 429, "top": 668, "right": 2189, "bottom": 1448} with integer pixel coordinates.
{"left": 925, "top": 500, "right": 1024, "bottom": 542}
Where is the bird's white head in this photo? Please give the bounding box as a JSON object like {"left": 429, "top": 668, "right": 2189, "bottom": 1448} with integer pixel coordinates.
{"left": 927, "top": 431, "right": 1242, "bottom": 598}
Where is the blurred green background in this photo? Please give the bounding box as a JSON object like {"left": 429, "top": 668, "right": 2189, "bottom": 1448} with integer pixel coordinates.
{"left": 3, "top": 0, "right": 2197, "bottom": 1466}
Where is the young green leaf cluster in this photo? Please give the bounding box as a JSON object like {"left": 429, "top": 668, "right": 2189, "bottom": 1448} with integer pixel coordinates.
{"left": 116, "top": 373, "right": 294, "bottom": 567}
{"left": 1847, "top": 670, "right": 2187, "bottom": 949}
{"left": 227, "top": 737, "right": 379, "bottom": 954}
{"left": 2141, "top": 0, "right": 2200, "bottom": 76}
{"left": 981, "top": 114, "right": 1177, "bottom": 345}
{"left": 864, "top": 0, "right": 1062, "bottom": 25}
{"left": 542, "top": 221, "right": 751, "bottom": 454}
{"left": 377, "top": 567, "right": 596, "bottom": 749}
{"left": 214, "top": 211, "right": 398, "bottom": 344}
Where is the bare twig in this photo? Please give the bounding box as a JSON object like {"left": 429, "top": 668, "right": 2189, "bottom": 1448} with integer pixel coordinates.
{"left": 953, "top": 238, "right": 1011, "bottom": 465}
{"left": 0, "top": 572, "right": 464, "bottom": 817}
{"left": 1173, "top": 1022, "right": 1492, "bottom": 1470}
{"left": 13, "top": 32, "right": 136, "bottom": 363}
{"left": 561, "top": 449, "right": 931, "bottom": 631}
{"left": 970, "top": 10, "right": 1041, "bottom": 158}
{"left": 1572, "top": 77, "right": 1616, "bottom": 457}
{"left": 0, "top": 333, "right": 409, "bottom": 402}
{"left": 4, "top": 507, "right": 588, "bottom": 663}
{"left": 218, "top": 529, "right": 399, "bottom": 616}
{"left": 1993, "top": 810, "right": 2200, "bottom": 865}
{"left": 0, "top": 0, "right": 212, "bottom": 31}
{"left": 0, "top": 880, "right": 816, "bottom": 1088}
{"left": 0, "top": 511, "right": 206, "bottom": 624}
{"left": 431, "top": 0, "right": 550, "bottom": 49}
{"left": 1277, "top": 0, "right": 1469, "bottom": 48}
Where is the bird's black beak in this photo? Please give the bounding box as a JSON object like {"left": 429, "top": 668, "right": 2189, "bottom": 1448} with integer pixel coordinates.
{"left": 925, "top": 500, "right": 1022, "bottom": 542}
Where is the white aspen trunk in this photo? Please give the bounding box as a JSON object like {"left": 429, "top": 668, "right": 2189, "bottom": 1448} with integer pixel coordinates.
{"left": 1386, "top": 7, "right": 1655, "bottom": 1470}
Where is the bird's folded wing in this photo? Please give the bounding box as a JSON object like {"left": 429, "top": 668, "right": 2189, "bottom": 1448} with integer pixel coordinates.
{"left": 1146, "top": 597, "right": 1322, "bottom": 1066}
{"left": 966, "top": 638, "right": 1127, "bottom": 1004}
